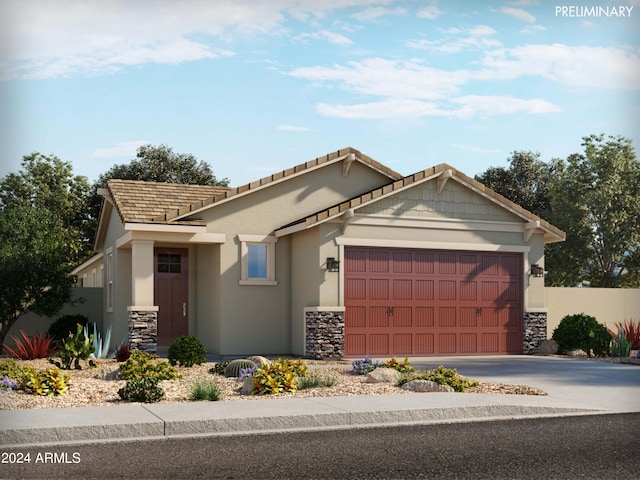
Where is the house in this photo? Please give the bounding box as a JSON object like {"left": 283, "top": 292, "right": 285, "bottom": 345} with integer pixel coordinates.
{"left": 73, "top": 147, "right": 565, "bottom": 358}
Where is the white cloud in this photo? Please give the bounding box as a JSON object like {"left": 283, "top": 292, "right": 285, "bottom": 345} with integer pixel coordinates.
{"left": 416, "top": 5, "right": 442, "bottom": 19}
{"left": 450, "top": 95, "right": 560, "bottom": 118}
{"left": 406, "top": 25, "right": 501, "bottom": 53}
{"left": 476, "top": 44, "right": 640, "bottom": 90}
{"left": 277, "top": 125, "right": 311, "bottom": 132}
{"left": 288, "top": 58, "right": 467, "bottom": 100}
{"left": 316, "top": 99, "right": 448, "bottom": 119}
{"left": 350, "top": 6, "right": 407, "bottom": 21}
{"left": 295, "top": 30, "right": 353, "bottom": 45}
{"left": 92, "top": 140, "right": 149, "bottom": 158}
{"left": 0, "top": 0, "right": 387, "bottom": 79}
{"left": 500, "top": 6, "right": 536, "bottom": 23}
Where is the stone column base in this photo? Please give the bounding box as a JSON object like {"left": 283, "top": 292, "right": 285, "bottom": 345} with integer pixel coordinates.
{"left": 305, "top": 307, "right": 345, "bottom": 359}
{"left": 523, "top": 311, "right": 547, "bottom": 354}
{"left": 127, "top": 306, "right": 158, "bottom": 354}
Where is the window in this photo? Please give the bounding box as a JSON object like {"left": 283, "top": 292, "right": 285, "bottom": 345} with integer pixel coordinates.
{"left": 238, "top": 235, "right": 277, "bottom": 285}
{"left": 157, "top": 253, "right": 182, "bottom": 273}
{"left": 106, "top": 248, "right": 113, "bottom": 311}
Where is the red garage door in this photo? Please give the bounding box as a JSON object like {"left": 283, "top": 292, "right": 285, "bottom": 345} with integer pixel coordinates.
{"left": 344, "top": 247, "right": 523, "bottom": 356}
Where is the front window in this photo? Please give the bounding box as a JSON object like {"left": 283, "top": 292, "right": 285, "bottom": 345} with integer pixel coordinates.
{"left": 238, "top": 234, "right": 277, "bottom": 286}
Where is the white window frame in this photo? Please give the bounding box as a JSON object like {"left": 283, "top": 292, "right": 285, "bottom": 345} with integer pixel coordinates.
{"left": 106, "top": 247, "right": 114, "bottom": 311}
{"left": 238, "top": 234, "right": 277, "bottom": 286}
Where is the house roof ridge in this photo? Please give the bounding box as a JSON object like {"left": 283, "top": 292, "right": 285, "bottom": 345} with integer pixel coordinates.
{"left": 277, "top": 163, "right": 565, "bottom": 241}
{"left": 153, "top": 147, "right": 404, "bottom": 223}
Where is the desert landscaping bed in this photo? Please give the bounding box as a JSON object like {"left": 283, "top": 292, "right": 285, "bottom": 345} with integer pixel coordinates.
{"left": 0, "top": 358, "right": 552, "bottom": 410}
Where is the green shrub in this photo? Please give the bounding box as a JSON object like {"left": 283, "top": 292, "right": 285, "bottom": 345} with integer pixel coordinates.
{"left": 22, "top": 368, "right": 71, "bottom": 396}
{"left": 296, "top": 371, "right": 337, "bottom": 390}
{"left": 399, "top": 365, "right": 479, "bottom": 392}
{"left": 610, "top": 329, "right": 632, "bottom": 357}
{"left": 552, "top": 313, "right": 612, "bottom": 357}
{"left": 118, "top": 350, "right": 181, "bottom": 381}
{"left": 168, "top": 336, "right": 207, "bottom": 367}
{"left": 49, "top": 323, "right": 96, "bottom": 370}
{"left": 382, "top": 356, "right": 414, "bottom": 374}
{"left": 224, "top": 359, "right": 256, "bottom": 378}
{"left": 189, "top": 377, "right": 223, "bottom": 401}
{"left": 118, "top": 377, "right": 165, "bottom": 403}
{"left": 251, "top": 358, "right": 308, "bottom": 395}
{"left": 210, "top": 361, "right": 230, "bottom": 376}
{"left": 0, "top": 359, "right": 36, "bottom": 384}
{"left": 47, "top": 314, "right": 89, "bottom": 343}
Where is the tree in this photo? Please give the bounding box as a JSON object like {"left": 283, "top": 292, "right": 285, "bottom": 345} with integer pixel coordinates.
{"left": 85, "top": 144, "right": 229, "bottom": 246}
{"left": 0, "top": 153, "right": 91, "bottom": 260}
{"left": 546, "top": 134, "right": 640, "bottom": 287}
{"left": 0, "top": 205, "right": 77, "bottom": 351}
{"left": 474, "top": 151, "right": 558, "bottom": 217}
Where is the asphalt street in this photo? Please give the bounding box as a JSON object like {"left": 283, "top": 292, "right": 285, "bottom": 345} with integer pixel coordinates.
{"left": 2, "top": 413, "right": 639, "bottom": 479}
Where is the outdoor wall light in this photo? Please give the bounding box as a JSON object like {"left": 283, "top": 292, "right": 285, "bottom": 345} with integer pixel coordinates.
{"left": 530, "top": 264, "right": 545, "bottom": 277}
{"left": 326, "top": 257, "right": 340, "bottom": 272}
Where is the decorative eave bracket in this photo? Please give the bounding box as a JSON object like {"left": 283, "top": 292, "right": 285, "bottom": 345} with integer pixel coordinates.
{"left": 437, "top": 169, "right": 453, "bottom": 193}
{"left": 342, "top": 209, "right": 355, "bottom": 233}
{"left": 524, "top": 221, "right": 541, "bottom": 242}
{"left": 342, "top": 153, "right": 357, "bottom": 176}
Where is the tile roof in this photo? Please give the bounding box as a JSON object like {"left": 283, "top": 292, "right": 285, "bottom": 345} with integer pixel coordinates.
{"left": 277, "top": 163, "right": 566, "bottom": 242}
{"left": 152, "top": 147, "right": 403, "bottom": 222}
{"left": 107, "top": 179, "right": 230, "bottom": 224}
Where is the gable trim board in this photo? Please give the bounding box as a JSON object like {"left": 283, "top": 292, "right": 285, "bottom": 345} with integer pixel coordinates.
{"left": 78, "top": 147, "right": 563, "bottom": 358}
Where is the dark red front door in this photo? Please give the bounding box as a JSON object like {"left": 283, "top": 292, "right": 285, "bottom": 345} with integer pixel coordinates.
{"left": 154, "top": 248, "right": 188, "bottom": 346}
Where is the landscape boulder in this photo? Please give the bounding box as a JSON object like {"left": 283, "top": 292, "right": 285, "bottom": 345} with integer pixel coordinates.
{"left": 401, "top": 380, "right": 455, "bottom": 393}
{"left": 566, "top": 348, "right": 588, "bottom": 358}
{"left": 246, "top": 355, "right": 271, "bottom": 368}
{"left": 240, "top": 377, "right": 254, "bottom": 395}
{"left": 365, "top": 367, "right": 402, "bottom": 384}
{"left": 539, "top": 339, "right": 558, "bottom": 355}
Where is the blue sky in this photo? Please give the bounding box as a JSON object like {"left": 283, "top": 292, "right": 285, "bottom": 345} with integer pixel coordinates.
{"left": 1, "top": 0, "right": 638, "bottom": 186}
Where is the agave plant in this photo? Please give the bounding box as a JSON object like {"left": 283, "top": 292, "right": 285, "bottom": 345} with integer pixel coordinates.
{"left": 84, "top": 322, "right": 112, "bottom": 359}
{"left": 2, "top": 330, "right": 57, "bottom": 360}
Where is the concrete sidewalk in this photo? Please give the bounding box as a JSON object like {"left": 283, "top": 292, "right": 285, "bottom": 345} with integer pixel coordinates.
{"left": 1, "top": 356, "right": 638, "bottom": 448}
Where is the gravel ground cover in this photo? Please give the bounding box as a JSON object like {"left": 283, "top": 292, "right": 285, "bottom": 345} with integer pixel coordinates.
{"left": 0, "top": 357, "right": 553, "bottom": 410}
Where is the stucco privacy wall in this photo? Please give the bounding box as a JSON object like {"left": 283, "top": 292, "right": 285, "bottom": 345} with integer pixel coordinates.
{"left": 4, "top": 288, "right": 103, "bottom": 350}
{"left": 546, "top": 287, "right": 640, "bottom": 335}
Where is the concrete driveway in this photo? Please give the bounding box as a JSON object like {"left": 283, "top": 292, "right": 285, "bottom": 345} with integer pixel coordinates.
{"left": 402, "top": 355, "right": 640, "bottom": 413}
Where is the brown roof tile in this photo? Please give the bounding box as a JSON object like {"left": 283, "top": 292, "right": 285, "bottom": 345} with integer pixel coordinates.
{"left": 107, "top": 179, "right": 230, "bottom": 224}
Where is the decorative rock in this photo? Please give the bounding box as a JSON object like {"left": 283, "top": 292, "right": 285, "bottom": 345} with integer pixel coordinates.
{"left": 539, "top": 339, "right": 558, "bottom": 355}
{"left": 567, "top": 348, "right": 588, "bottom": 358}
{"left": 240, "top": 377, "right": 253, "bottom": 395}
{"left": 94, "top": 367, "right": 120, "bottom": 381}
{"left": 401, "top": 380, "right": 455, "bottom": 393}
{"left": 523, "top": 312, "right": 547, "bottom": 354}
{"left": 365, "top": 368, "right": 402, "bottom": 384}
{"left": 246, "top": 356, "right": 271, "bottom": 368}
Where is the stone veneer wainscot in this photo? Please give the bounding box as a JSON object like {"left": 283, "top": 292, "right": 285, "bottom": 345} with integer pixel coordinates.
{"left": 523, "top": 311, "right": 547, "bottom": 354}
{"left": 305, "top": 308, "right": 345, "bottom": 359}
{"left": 127, "top": 307, "right": 158, "bottom": 354}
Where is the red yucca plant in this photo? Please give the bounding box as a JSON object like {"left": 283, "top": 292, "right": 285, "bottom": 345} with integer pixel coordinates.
{"left": 114, "top": 344, "right": 131, "bottom": 362}
{"left": 2, "top": 330, "right": 58, "bottom": 360}
{"left": 615, "top": 319, "right": 640, "bottom": 350}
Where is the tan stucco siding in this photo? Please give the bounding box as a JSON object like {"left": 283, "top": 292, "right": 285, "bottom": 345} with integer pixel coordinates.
{"left": 358, "top": 178, "right": 522, "bottom": 223}
{"left": 195, "top": 244, "right": 221, "bottom": 353}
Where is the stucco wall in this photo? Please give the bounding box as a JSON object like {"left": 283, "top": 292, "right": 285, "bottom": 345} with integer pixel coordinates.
{"left": 546, "top": 287, "right": 640, "bottom": 335}
{"left": 4, "top": 288, "right": 103, "bottom": 349}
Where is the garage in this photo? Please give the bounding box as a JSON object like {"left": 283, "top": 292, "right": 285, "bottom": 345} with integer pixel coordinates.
{"left": 344, "top": 246, "right": 523, "bottom": 356}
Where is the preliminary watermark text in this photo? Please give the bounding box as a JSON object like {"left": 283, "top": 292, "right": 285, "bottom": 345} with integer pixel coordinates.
{"left": 555, "top": 5, "right": 633, "bottom": 17}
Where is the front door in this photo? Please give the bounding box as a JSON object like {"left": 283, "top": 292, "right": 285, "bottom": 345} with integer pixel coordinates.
{"left": 154, "top": 248, "right": 188, "bottom": 346}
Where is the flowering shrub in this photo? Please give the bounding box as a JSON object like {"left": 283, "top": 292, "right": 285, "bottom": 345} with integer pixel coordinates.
{"left": 238, "top": 364, "right": 258, "bottom": 381}
{"left": 0, "top": 359, "right": 36, "bottom": 385}
{"left": 1, "top": 375, "right": 18, "bottom": 392}
{"left": 382, "top": 356, "right": 414, "bottom": 374}
{"left": 22, "top": 368, "right": 71, "bottom": 396}
{"left": 251, "top": 358, "right": 308, "bottom": 395}
{"left": 350, "top": 357, "right": 381, "bottom": 375}
{"left": 49, "top": 323, "right": 96, "bottom": 370}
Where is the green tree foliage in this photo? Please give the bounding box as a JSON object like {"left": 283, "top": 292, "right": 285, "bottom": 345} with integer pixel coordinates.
{"left": 86, "top": 144, "right": 229, "bottom": 246}
{"left": 0, "top": 153, "right": 91, "bottom": 259}
{"left": 546, "top": 134, "right": 640, "bottom": 287}
{"left": 0, "top": 205, "right": 77, "bottom": 351}
{"left": 474, "top": 150, "right": 558, "bottom": 217}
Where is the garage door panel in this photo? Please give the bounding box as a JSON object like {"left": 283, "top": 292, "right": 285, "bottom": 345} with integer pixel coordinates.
{"left": 438, "top": 280, "right": 457, "bottom": 301}
{"left": 369, "top": 334, "right": 389, "bottom": 355}
{"left": 393, "top": 307, "right": 412, "bottom": 327}
{"left": 344, "top": 247, "right": 522, "bottom": 356}
{"left": 393, "top": 334, "right": 412, "bottom": 354}
{"left": 439, "top": 333, "right": 457, "bottom": 353}
{"left": 438, "top": 307, "right": 457, "bottom": 327}
{"left": 416, "top": 307, "right": 434, "bottom": 327}
{"left": 393, "top": 279, "right": 412, "bottom": 300}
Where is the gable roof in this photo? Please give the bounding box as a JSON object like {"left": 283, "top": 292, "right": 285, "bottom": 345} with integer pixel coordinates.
{"left": 107, "top": 179, "right": 230, "bottom": 224}
{"left": 275, "top": 163, "right": 566, "bottom": 243}
{"left": 151, "top": 147, "right": 403, "bottom": 223}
